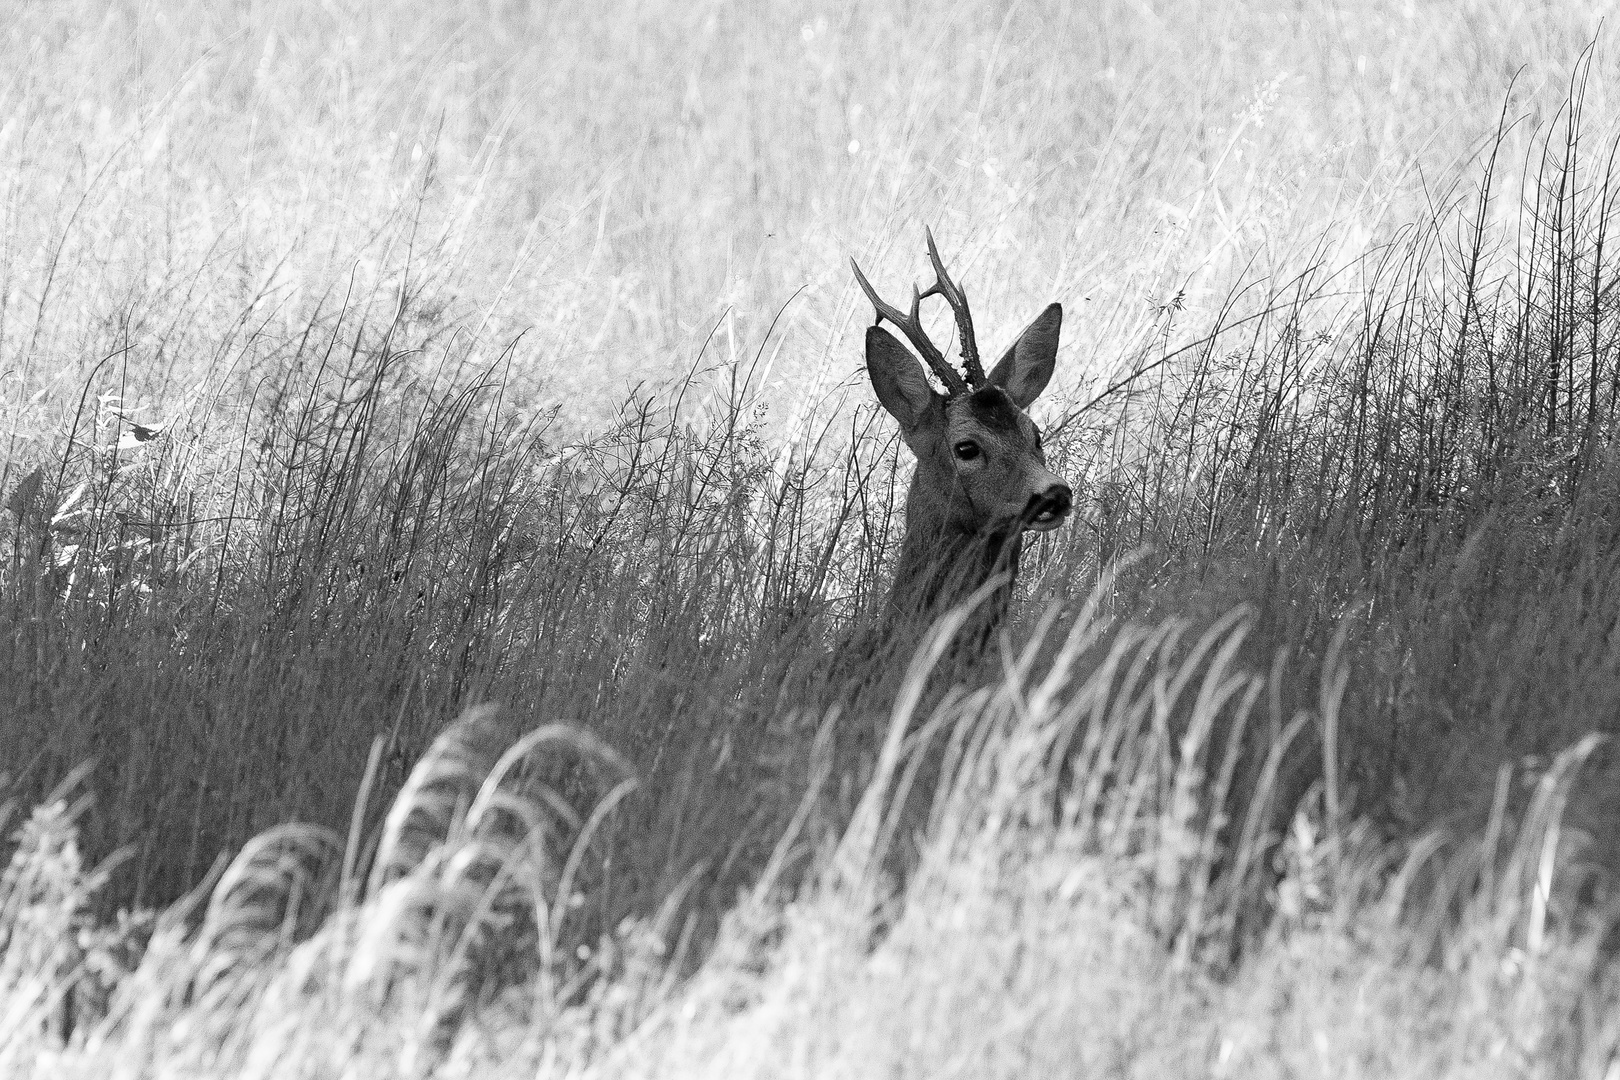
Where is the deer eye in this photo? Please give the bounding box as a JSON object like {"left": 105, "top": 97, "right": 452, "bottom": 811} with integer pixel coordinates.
{"left": 953, "top": 440, "right": 981, "bottom": 461}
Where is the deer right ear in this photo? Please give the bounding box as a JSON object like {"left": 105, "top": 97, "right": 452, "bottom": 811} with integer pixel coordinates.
{"left": 988, "top": 303, "right": 1062, "bottom": 409}
{"left": 866, "top": 325, "right": 938, "bottom": 436}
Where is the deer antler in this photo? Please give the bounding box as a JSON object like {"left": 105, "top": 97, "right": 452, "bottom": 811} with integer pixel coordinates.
{"left": 918, "top": 227, "right": 985, "bottom": 387}
{"left": 849, "top": 257, "right": 968, "bottom": 396}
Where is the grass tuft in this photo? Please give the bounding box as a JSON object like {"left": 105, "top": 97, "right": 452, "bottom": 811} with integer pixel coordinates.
{"left": 4, "top": 3, "right": 1620, "bottom": 1074}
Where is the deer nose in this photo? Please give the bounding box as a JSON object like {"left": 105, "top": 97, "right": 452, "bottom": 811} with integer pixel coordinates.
{"left": 1027, "top": 483, "right": 1072, "bottom": 526}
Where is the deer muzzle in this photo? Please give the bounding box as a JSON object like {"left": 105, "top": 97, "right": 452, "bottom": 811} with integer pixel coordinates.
{"left": 1024, "top": 482, "right": 1072, "bottom": 532}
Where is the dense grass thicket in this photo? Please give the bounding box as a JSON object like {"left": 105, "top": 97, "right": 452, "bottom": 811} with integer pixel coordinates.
{"left": 4, "top": 1, "right": 1620, "bottom": 1075}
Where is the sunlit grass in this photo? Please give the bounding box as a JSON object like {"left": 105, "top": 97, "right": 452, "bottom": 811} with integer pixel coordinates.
{"left": 3, "top": 1, "right": 1620, "bottom": 1076}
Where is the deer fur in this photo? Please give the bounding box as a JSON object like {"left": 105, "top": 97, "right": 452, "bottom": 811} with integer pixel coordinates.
{"left": 869, "top": 305, "right": 1069, "bottom": 631}
{"left": 852, "top": 234, "right": 1072, "bottom": 644}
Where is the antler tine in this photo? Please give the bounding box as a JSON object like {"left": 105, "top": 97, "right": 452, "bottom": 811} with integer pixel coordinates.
{"left": 919, "top": 227, "right": 985, "bottom": 387}
{"left": 850, "top": 256, "right": 969, "bottom": 395}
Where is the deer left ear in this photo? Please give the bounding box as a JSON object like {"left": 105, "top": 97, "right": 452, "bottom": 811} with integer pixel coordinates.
{"left": 988, "top": 303, "right": 1061, "bottom": 409}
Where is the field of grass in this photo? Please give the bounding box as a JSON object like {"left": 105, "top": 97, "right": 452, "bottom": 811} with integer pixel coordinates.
{"left": 4, "top": 0, "right": 1620, "bottom": 1075}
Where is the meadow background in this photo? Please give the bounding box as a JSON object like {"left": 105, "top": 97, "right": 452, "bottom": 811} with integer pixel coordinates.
{"left": 3, "top": 0, "right": 1620, "bottom": 1075}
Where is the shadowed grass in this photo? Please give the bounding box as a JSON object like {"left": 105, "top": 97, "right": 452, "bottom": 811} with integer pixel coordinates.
{"left": 3, "top": 2, "right": 1620, "bottom": 1075}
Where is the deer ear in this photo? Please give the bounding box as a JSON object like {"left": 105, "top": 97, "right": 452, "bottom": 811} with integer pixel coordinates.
{"left": 866, "top": 325, "right": 939, "bottom": 435}
{"left": 988, "top": 303, "right": 1062, "bottom": 409}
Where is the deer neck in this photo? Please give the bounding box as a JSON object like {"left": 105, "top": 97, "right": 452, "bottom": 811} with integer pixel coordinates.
{"left": 885, "top": 468, "right": 1024, "bottom": 628}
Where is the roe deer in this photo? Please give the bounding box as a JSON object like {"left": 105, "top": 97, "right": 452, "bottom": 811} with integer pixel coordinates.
{"left": 850, "top": 229, "right": 1072, "bottom": 646}
{"left": 804, "top": 231, "right": 1075, "bottom": 881}
{"left": 740, "top": 234, "right": 1074, "bottom": 896}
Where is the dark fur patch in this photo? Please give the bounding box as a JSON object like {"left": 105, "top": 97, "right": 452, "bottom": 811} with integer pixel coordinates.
{"left": 956, "top": 386, "right": 1024, "bottom": 433}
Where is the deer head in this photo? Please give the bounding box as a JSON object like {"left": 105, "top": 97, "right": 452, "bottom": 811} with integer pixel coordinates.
{"left": 851, "top": 231, "right": 1072, "bottom": 549}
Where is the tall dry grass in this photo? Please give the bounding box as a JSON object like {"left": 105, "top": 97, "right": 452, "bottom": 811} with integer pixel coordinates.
{"left": 2, "top": 1, "right": 1620, "bottom": 1075}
